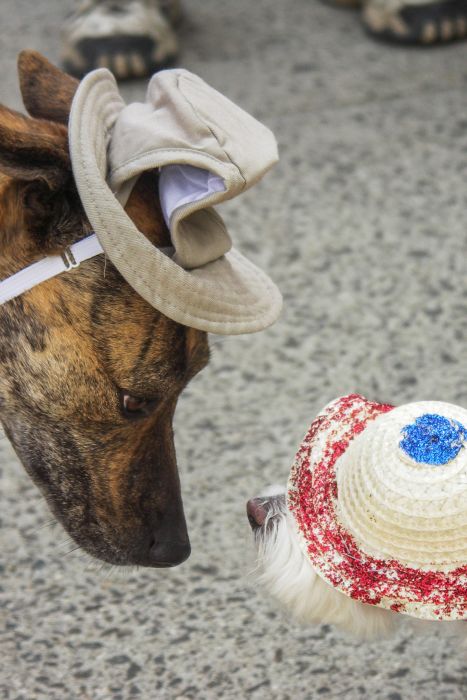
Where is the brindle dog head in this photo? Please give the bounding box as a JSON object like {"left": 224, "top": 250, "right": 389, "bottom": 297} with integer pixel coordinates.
{"left": 0, "top": 52, "right": 210, "bottom": 567}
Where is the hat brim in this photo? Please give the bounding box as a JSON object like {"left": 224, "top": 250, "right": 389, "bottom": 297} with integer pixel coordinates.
{"left": 287, "top": 394, "right": 467, "bottom": 621}
{"left": 68, "top": 69, "right": 282, "bottom": 335}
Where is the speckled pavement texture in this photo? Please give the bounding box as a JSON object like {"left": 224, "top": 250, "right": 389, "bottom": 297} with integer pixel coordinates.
{"left": 1, "top": 1, "right": 467, "bottom": 698}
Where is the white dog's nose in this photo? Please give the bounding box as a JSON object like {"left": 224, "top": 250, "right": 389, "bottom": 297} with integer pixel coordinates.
{"left": 246, "top": 498, "right": 267, "bottom": 529}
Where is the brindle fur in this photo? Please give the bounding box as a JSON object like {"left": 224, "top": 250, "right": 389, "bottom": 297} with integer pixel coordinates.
{"left": 0, "top": 52, "right": 209, "bottom": 567}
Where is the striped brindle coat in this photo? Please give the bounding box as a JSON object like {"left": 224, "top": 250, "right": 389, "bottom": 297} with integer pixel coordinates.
{"left": 0, "top": 52, "right": 209, "bottom": 567}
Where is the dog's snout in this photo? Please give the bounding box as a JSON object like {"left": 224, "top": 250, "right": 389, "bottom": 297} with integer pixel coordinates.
{"left": 149, "top": 538, "right": 191, "bottom": 567}
{"left": 247, "top": 498, "right": 268, "bottom": 530}
{"left": 147, "top": 505, "right": 191, "bottom": 567}
{"left": 125, "top": 502, "right": 191, "bottom": 568}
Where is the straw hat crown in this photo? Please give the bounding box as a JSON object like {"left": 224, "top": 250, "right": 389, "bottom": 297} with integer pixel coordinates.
{"left": 337, "top": 401, "right": 467, "bottom": 570}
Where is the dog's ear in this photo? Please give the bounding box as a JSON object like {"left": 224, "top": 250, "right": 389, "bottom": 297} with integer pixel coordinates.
{"left": 0, "top": 105, "right": 70, "bottom": 189}
{"left": 18, "top": 50, "right": 78, "bottom": 125}
{"left": 0, "top": 105, "right": 84, "bottom": 254}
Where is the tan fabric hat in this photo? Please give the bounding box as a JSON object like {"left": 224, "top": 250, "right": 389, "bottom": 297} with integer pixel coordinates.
{"left": 288, "top": 394, "right": 467, "bottom": 621}
{"left": 68, "top": 68, "right": 282, "bottom": 334}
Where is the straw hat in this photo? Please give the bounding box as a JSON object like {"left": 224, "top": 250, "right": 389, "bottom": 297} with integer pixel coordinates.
{"left": 68, "top": 68, "right": 282, "bottom": 334}
{"left": 287, "top": 394, "right": 467, "bottom": 620}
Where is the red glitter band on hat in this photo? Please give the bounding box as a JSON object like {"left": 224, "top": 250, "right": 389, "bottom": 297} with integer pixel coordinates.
{"left": 287, "top": 394, "right": 467, "bottom": 620}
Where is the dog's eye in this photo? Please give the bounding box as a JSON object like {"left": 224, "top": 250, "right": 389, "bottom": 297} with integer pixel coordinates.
{"left": 120, "top": 391, "right": 156, "bottom": 418}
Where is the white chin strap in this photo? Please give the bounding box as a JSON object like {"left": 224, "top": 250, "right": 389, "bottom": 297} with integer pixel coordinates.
{"left": 0, "top": 234, "right": 104, "bottom": 306}
{"left": 0, "top": 164, "right": 219, "bottom": 306}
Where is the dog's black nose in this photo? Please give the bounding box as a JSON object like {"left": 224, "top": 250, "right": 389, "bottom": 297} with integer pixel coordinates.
{"left": 247, "top": 498, "right": 268, "bottom": 530}
{"left": 149, "top": 538, "right": 191, "bottom": 567}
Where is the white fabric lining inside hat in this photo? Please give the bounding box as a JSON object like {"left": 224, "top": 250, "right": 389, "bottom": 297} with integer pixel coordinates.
{"left": 158, "top": 164, "right": 226, "bottom": 230}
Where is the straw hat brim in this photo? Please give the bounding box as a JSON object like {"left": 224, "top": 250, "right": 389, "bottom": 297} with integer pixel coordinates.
{"left": 287, "top": 394, "right": 467, "bottom": 621}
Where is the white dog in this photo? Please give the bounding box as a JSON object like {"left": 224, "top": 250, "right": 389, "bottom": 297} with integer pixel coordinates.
{"left": 247, "top": 394, "right": 467, "bottom": 639}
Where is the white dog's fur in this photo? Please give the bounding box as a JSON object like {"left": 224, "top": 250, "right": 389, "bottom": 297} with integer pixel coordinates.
{"left": 251, "top": 486, "right": 466, "bottom": 640}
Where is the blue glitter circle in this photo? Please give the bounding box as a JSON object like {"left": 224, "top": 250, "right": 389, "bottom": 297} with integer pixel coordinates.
{"left": 399, "top": 413, "right": 466, "bottom": 466}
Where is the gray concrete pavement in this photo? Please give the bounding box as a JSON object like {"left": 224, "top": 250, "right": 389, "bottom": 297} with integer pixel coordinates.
{"left": 1, "top": 1, "right": 467, "bottom": 698}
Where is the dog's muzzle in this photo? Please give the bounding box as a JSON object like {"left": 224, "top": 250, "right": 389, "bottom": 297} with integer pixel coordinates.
{"left": 247, "top": 498, "right": 268, "bottom": 530}
{"left": 246, "top": 489, "right": 286, "bottom": 532}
